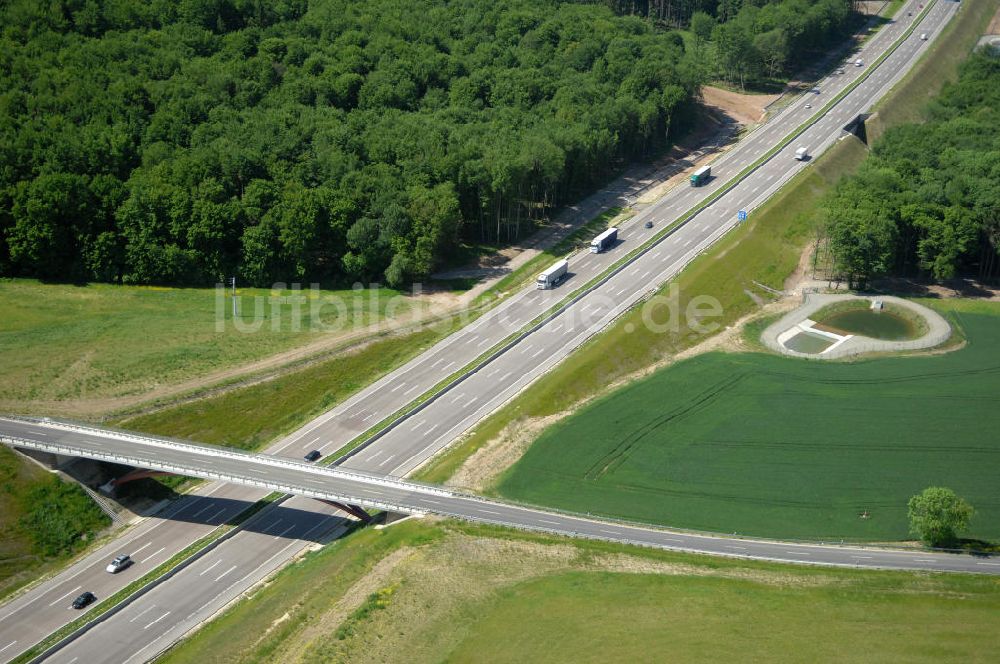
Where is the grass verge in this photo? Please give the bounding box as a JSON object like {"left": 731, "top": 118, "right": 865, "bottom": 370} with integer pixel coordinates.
{"left": 0, "top": 448, "right": 110, "bottom": 600}
{"left": 115, "top": 320, "right": 462, "bottom": 451}
{"left": 158, "top": 519, "right": 1000, "bottom": 664}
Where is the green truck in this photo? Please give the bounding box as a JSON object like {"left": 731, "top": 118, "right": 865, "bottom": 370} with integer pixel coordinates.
{"left": 690, "top": 165, "right": 711, "bottom": 186}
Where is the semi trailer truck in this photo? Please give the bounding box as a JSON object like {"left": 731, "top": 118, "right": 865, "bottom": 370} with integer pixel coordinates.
{"left": 536, "top": 259, "right": 569, "bottom": 289}
{"left": 690, "top": 165, "right": 710, "bottom": 186}
{"left": 589, "top": 227, "right": 618, "bottom": 253}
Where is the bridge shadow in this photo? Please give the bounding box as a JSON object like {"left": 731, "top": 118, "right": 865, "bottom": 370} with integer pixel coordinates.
{"left": 159, "top": 494, "right": 362, "bottom": 544}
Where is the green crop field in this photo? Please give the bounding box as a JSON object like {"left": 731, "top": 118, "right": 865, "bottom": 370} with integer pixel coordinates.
{"left": 498, "top": 303, "right": 1000, "bottom": 542}
{"left": 0, "top": 279, "right": 419, "bottom": 415}
{"left": 160, "top": 520, "right": 1000, "bottom": 664}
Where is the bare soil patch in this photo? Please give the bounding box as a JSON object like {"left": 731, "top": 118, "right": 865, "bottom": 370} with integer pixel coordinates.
{"left": 701, "top": 85, "right": 780, "bottom": 125}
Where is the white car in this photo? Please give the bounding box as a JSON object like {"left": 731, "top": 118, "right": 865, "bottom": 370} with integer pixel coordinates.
{"left": 920, "top": 33, "right": 928, "bottom": 40}
{"left": 106, "top": 554, "right": 133, "bottom": 574}
{"left": 855, "top": 59, "right": 864, "bottom": 67}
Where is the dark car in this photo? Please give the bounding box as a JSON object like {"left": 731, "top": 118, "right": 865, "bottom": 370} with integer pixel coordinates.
{"left": 304, "top": 450, "right": 322, "bottom": 462}
{"left": 106, "top": 554, "right": 133, "bottom": 574}
{"left": 644, "top": 220, "right": 654, "bottom": 229}
{"left": 72, "top": 591, "right": 96, "bottom": 610}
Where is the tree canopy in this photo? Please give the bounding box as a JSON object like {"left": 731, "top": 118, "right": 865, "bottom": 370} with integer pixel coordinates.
{"left": 822, "top": 54, "right": 1000, "bottom": 287}
{"left": 580, "top": 0, "right": 860, "bottom": 88}
{"left": 0, "top": 0, "right": 703, "bottom": 287}
{"left": 907, "top": 486, "right": 974, "bottom": 547}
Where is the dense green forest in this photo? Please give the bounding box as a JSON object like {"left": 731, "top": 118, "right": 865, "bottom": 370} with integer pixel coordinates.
{"left": 822, "top": 53, "right": 1000, "bottom": 287}
{"left": 0, "top": 0, "right": 858, "bottom": 288}
{"left": 583, "top": 0, "right": 860, "bottom": 87}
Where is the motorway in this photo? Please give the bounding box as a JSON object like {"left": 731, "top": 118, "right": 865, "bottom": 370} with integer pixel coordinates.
{"left": 0, "top": 2, "right": 967, "bottom": 661}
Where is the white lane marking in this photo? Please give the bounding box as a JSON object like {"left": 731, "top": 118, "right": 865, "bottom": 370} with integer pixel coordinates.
{"left": 418, "top": 498, "right": 441, "bottom": 505}
{"left": 266, "top": 518, "right": 284, "bottom": 534}
{"left": 726, "top": 545, "right": 748, "bottom": 551}
{"left": 215, "top": 565, "right": 237, "bottom": 582}
{"left": 442, "top": 361, "right": 456, "bottom": 372}
{"left": 403, "top": 384, "right": 421, "bottom": 396}
{"left": 499, "top": 372, "right": 512, "bottom": 383}
{"left": 615, "top": 287, "right": 628, "bottom": 296}
{"left": 378, "top": 454, "right": 396, "bottom": 468}
{"left": 785, "top": 551, "right": 811, "bottom": 556}
{"left": 144, "top": 611, "right": 171, "bottom": 630}
{"left": 129, "top": 605, "right": 156, "bottom": 623}
{"left": 0, "top": 641, "right": 16, "bottom": 653}
{"left": 367, "top": 448, "right": 385, "bottom": 460}
{"left": 682, "top": 238, "right": 693, "bottom": 248}
{"left": 521, "top": 343, "right": 534, "bottom": 354}
{"left": 661, "top": 538, "right": 683, "bottom": 543}
{"left": 976, "top": 561, "right": 1000, "bottom": 567}
{"left": 539, "top": 519, "right": 560, "bottom": 525}
{"left": 206, "top": 508, "right": 227, "bottom": 523}
{"left": 851, "top": 556, "right": 873, "bottom": 560}
{"left": 477, "top": 509, "right": 501, "bottom": 515}
{"left": 451, "top": 392, "right": 466, "bottom": 403}
{"left": 26, "top": 430, "right": 48, "bottom": 436}
{"left": 477, "top": 337, "right": 492, "bottom": 347}
{"left": 390, "top": 383, "right": 405, "bottom": 393}
{"left": 199, "top": 560, "right": 222, "bottom": 576}
{"left": 142, "top": 547, "right": 166, "bottom": 564}
{"left": 411, "top": 419, "right": 427, "bottom": 432}
{"left": 426, "top": 423, "right": 439, "bottom": 435}
{"left": 599, "top": 529, "right": 619, "bottom": 535}
{"left": 640, "top": 270, "right": 651, "bottom": 280}
{"left": 464, "top": 396, "right": 478, "bottom": 408}
{"left": 362, "top": 411, "right": 377, "bottom": 421}
{"left": 309, "top": 436, "right": 321, "bottom": 445}
{"left": 131, "top": 542, "right": 152, "bottom": 556}
{"left": 912, "top": 558, "right": 936, "bottom": 563}
{"left": 273, "top": 525, "right": 296, "bottom": 541}
{"left": 531, "top": 347, "right": 545, "bottom": 359}
{"left": 48, "top": 586, "right": 82, "bottom": 607}
{"left": 189, "top": 504, "right": 212, "bottom": 519}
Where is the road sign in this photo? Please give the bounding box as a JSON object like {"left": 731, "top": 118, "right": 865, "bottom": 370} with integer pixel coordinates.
{"left": 738, "top": 210, "right": 747, "bottom": 221}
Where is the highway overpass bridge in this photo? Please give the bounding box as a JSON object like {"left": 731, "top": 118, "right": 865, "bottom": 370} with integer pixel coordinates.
{"left": 3, "top": 416, "right": 998, "bottom": 577}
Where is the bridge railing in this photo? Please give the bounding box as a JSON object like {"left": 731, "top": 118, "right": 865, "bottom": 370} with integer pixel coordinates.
{"left": 0, "top": 416, "right": 453, "bottom": 497}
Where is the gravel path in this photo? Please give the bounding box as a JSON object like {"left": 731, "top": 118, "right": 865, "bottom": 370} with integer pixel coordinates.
{"left": 761, "top": 294, "right": 952, "bottom": 359}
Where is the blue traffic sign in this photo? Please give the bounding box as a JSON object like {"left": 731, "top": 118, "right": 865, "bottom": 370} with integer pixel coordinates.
{"left": 737, "top": 210, "right": 747, "bottom": 221}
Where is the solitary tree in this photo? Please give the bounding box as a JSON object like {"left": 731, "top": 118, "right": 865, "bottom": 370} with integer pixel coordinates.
{"left": 907, "top": 487, "right": 974, "bottom": 547}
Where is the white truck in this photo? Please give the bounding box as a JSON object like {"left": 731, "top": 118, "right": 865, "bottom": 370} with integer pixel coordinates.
{"left": 589, "top": 227, "right": 618, "bottom": 253}
{"left": 795, "top": 146, "right": 808, "bottom": 161}
{"left": 536, "top": 259, "right": 569, "bottom": 290}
